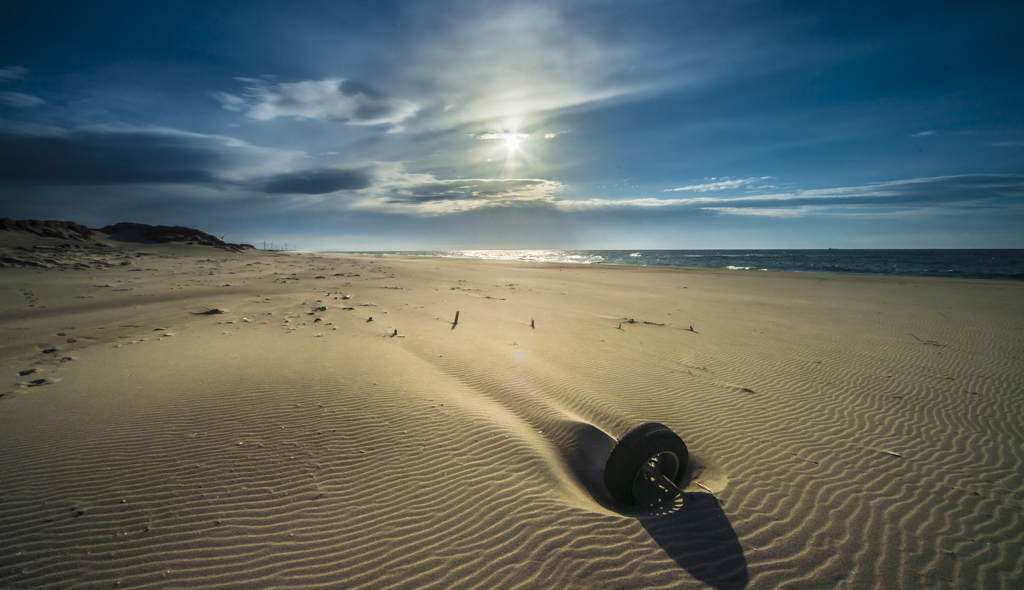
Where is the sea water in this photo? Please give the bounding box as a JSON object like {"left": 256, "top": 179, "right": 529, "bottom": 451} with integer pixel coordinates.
{"left": 337, "top": 249, "right": 1024, "bottom": 281}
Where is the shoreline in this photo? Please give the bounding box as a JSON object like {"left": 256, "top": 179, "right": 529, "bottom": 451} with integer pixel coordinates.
{"left": 323, "top": 248, "right": 1024, "bottom": 282}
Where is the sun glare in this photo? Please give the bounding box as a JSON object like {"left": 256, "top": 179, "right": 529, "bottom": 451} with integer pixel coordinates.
{"left": 505, "top": 135, "right": 520, "bottom": 151}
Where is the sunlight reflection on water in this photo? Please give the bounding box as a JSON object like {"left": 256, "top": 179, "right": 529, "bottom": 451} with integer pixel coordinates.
{"left": 445, "top": 250, "right": 607, "bottom": 264}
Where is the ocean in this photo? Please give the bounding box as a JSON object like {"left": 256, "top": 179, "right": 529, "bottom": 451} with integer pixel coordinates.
{"left": 338, "top": 249, "right": 1024, "bottom": 281}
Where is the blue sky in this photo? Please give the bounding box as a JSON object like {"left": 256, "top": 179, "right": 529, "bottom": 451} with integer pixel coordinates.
{"left": 1, "top": 0, "right": 1022, "bottom": 249}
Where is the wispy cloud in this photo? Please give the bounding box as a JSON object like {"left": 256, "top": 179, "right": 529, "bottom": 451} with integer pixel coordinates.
{"left": 214, "top": 78, "right": 419, "bottom": 127}
{"left": 0, "top": 92, "right": 45, "bottom": 108}
{"left": 560, "top": 175, "right": 1024, "bottom": 217}
{"left": 408, "top": 3, "right": 674, "bottom": 130}
{"left": 474, "top": 132, "right": 529, "bottom": 141}
{"left": 664, "top": 177, "right": 771, "bottom": 192}
{"left": 0, "top": 66, "right": 28, "bottom": 82}
{"left": 912, "top": 130, "right": 936, "bottom": 137}
{"left": 701, "top": 207, "right": 809, "bottom": 217}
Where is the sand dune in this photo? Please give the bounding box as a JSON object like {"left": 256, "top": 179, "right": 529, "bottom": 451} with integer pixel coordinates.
{"left": 1, "top": 230, "right": 1022, "bottom": 589}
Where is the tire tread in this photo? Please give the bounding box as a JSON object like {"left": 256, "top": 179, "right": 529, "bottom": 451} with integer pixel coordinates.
{"left": 603, "top": 422, "right": 688, "bottom": 507}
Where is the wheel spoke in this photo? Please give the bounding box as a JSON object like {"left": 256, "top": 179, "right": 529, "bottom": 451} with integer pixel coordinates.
{"left": 640, "top": 462, "right": 684, "bottom": 496}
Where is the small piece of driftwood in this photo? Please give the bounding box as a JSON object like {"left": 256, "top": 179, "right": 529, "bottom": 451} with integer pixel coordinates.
{"left": 695, "top": 481, "right": 715, "bottom": 494}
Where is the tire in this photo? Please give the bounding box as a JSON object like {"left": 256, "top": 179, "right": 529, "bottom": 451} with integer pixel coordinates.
{"left": 604, "top": 422, "right": 689, "bottom": 507}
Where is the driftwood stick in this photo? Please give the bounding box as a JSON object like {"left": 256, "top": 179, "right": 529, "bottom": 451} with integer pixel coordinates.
{"left": 451, "top": 310, "right": 460, "bottom": 329}
{"left": 531, "top": 319, "right": 535, "bottom": 329}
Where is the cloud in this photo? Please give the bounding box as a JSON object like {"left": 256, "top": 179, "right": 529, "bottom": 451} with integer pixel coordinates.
{"left": 543, "top": 133, "right": 560, "bottom": 139}
{"left": 0, "top": 122, "right": 557, "bottom": 214}
{"left": 266, "top": 172, "right": 1022, "bottom": 218}
{"left": 993, "top": 140, "right": 1024, "bottom": 147}
{"left": 259, "top": 167, "right": 374, "bottom": 194}
{"left": 0, "top": 66, "right": 28, "bottom": 82}
{"left": 664, "top": 177, "right": 770, "bottom": 192}
{"left": 475, "top": 132, "right": 529, "bottom": 140}
{"left": 0, "top": 92, "right": 45, "bottom": 108}
{"left": 912, "top": 130, "right": 936, "bottom": 137}
{"left": 701, "top": 207, "right": 809, "bottom": 217}
{"left": 0, "top": 125, "right": 296, "bottom": 186}
{"left": 212, "top": 91, "right": 247, "bottom": 111}
{"left": 214, "top": 78, "right": 419, "bottom": 126}
{"left": 385, "top": 178, "right": 560, "bottom": 205}
{"left": 573, "top": 175, "right": 1024, "bottom": 216}
{"left": 344, "top": 164, "right": 564, "bottom": 214}
{"left": 4, "top": 118, "right": 1014, "bottom": 226}
{"left": 409, "top": 3, "right": 675, "bottom": 130}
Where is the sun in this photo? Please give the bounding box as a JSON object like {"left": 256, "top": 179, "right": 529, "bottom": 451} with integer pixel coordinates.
{"left": 505, "top": 135, "right": 521, "bottom": 152}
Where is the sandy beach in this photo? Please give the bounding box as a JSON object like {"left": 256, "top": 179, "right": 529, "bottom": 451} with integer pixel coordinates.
{"left": 2, "top": 227, "right": 1023, "bottom": 590}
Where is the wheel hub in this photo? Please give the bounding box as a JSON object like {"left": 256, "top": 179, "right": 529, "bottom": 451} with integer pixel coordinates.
{"left": 634, "top": 451, "right": 681, "bottom": 488}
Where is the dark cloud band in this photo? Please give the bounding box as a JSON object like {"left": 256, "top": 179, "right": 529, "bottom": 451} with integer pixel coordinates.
{"left": 259, "top": 168, "right": 374, "bottom": 194}
{"left": 0, "top": 128, "right": 236, "bottom": 185}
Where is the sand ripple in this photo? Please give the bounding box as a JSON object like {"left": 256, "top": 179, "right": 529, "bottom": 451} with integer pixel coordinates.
{"left": 2, "top": 257, "right": 1022, "bottom": 589}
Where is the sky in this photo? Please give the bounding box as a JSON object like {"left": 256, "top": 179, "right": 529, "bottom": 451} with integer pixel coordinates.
{"left": 1, "top": 0, "right": 1022, "bottom": 250}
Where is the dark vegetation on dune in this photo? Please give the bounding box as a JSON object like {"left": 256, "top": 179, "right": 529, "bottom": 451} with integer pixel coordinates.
{"left": 100, "top": 222, "right": 254, "bottom": 251}
{"left": 1, "top": 218, "right": 255, "bottom": 268}
{"left": 0, "top": 218, "right": 94, "bottom": 241}
{"left": 1, "top": 218, "right": 254, "bottom": 252}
